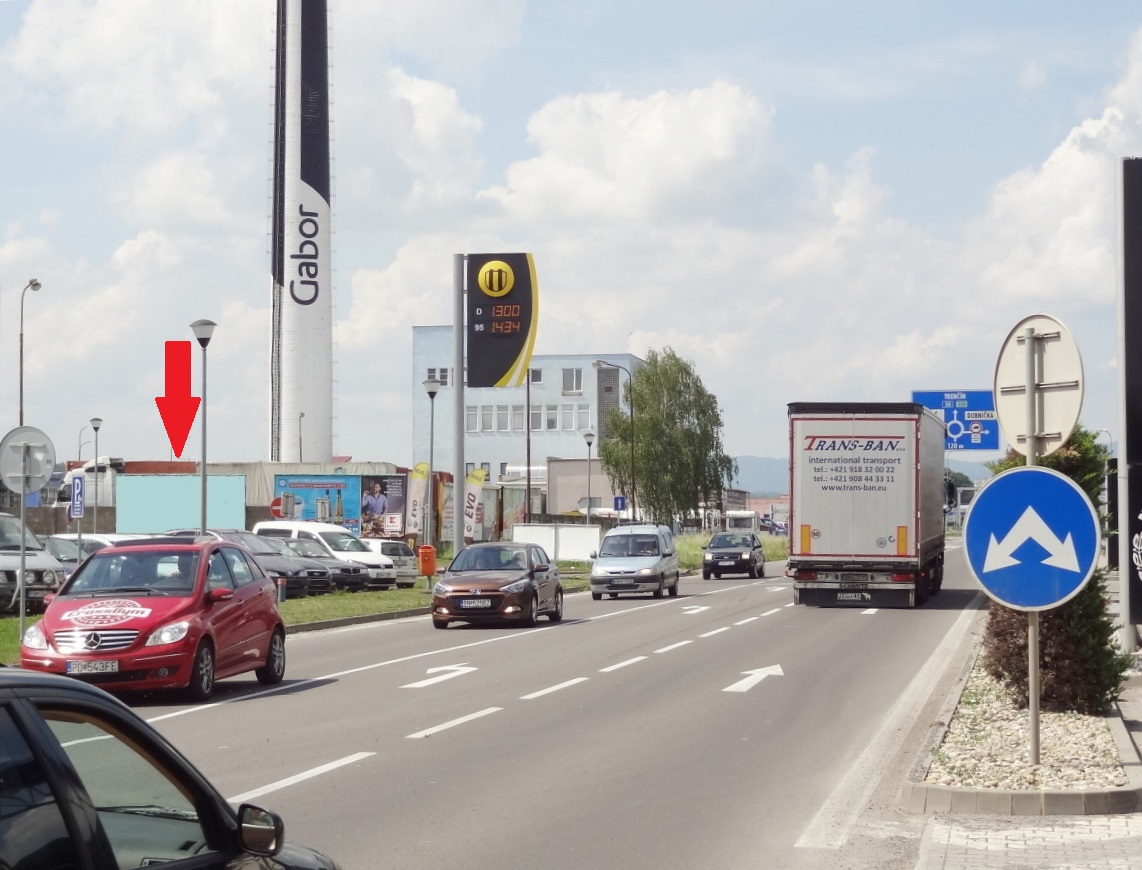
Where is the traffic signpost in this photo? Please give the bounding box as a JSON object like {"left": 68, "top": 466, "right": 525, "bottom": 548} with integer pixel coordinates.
{"left": 911, "top": 389, "right": 998, "bottom": 451}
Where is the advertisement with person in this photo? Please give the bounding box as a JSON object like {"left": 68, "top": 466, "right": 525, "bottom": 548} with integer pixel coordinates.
{"left": 271, "top": 474, "right": 361, "bottom": 535}
{"left": 361, "top": 474, "right": 407, "bottom": 538}
{"left": 405, "top": 462, "right": 429, "bottom": 537}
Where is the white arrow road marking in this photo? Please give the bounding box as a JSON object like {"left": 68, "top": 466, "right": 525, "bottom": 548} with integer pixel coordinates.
{"left": 401, "top": 663, "right": 478, "bottom": 688}
{"left": 406, "top": 707, "right": 502, "bottom": 739}
{"left": 682, "top": 606, "right": 710, "bottom": 615}
{"left": 228, "top": 752, "right": 375, "bottom": 803}
{"left": 983, "top": 506, "right": 1080, "bottom": 572}
{"left": 723, "top": 665, "right": 784, "bottom": 693}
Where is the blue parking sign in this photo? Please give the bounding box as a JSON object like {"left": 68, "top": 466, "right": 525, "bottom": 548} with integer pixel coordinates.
{"left": 69, "top": 475, "right": 85, "bottom": 519}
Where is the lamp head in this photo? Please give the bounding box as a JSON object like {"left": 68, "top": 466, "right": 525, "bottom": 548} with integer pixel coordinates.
{"left": 90, "top": 417, "right": 103, "bottom": 432}
{"left": 592, "top": 360, "right": 605, "bottom": 370}
{"left": 27, "top": 279, "right": 41, "bottom": 292}
{"left": 423, "top": 378, "right": 442, "bottom": 399}
{"left": 584, "top": 431, "right": 595, "bottom": 447}
{"left": 191, "top": 319, "right": 217, "bottom": 349}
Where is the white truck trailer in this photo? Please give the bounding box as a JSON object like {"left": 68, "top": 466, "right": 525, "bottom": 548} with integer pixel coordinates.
{"left": 787, "top": 402, "right": 946, "bottom": 607}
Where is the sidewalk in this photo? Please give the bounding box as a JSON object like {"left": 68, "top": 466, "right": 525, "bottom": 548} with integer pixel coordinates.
{"left": 912, "top": 567, "right": 1142, "bottom": 868}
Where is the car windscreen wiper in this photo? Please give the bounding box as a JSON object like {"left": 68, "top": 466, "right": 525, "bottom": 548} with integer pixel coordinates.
{"left": 92, "top": 587, "right": 170, "bottom": 597}
{"left": 98, "top": 805, "right": 199, "bottom": 822}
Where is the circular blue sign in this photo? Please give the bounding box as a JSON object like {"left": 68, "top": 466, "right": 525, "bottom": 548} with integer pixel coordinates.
{"left": 963, "top": 466, "right": 1100, "bottom": 611}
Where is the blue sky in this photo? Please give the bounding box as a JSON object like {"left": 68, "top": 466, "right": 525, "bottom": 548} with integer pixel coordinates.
{"left": 1, "top": 0, "right": 1139, "bottom": 470}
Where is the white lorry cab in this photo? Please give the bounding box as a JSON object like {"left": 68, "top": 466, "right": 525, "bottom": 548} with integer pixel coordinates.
{"left": 589, "top": 523, "right": 680, "bottom": 600}
{"left": 723, "top": 510, "right": 760, "bottom": 532}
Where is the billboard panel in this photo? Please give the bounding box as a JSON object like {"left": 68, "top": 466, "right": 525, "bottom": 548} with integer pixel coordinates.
{"left": 360, "top": 473, "right": 408, "bottom": 538}
{"left": 271, "top": 474, "right": 361, "bottom": 534}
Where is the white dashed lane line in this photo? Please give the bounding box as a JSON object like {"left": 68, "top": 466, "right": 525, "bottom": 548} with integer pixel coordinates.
{"left": 521, "top": 677, "right": 589, "bottom": 700}
{"left": 599, "top": 656, "right": 646, "bottom": 672}
{"left": 699, "top": 627, "right": 732, "bottom": 638}
{"left": 406, "top": 707, "right": 502, "bottom": 739}
{"left": 654, "top": 640, "right": 693, "bottom": 654}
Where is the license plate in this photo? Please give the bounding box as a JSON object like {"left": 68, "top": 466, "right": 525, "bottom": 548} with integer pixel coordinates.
{"left": 459, "top": 598, "right": 492, "bottom": 609}
{"left": 719, "top": 560, "right": 736, "bottom": 566}
{"left": 67, "top": 660, "right": 119, "bottom": 674}
{"left": 26, "top": 589, "right": 45, "bottom": 599}
{"left": 837, "top": 592, "right": 871, "bottom": 602}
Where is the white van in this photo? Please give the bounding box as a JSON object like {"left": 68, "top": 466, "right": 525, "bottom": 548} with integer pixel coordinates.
{"left": 252, "top": 520, "right": 397, "bottom": 589}
{"left": 589, "top": 523, "right": 680, "bottom": 600}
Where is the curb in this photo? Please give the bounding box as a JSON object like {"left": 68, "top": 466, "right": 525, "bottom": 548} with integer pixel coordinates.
{"left": 283, "top": 607, "right": 432, "bottom": 634}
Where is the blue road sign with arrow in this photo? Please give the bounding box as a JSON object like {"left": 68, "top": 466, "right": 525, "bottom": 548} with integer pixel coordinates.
{"left": 963, "top": 466, "right": 1100, "bottom": 611}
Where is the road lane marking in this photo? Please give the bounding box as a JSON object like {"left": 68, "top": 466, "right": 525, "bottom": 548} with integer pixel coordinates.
{"left": 699, "top": 627, "right": 731, "bottom": 638}
{"left": 734, "top": 617, "right": 759, "bottom": 625}
{"left": 682, "top": 605, "right": 711, "bottom": 615}
{"left": 784, "top": 602, "right": 795, "bottom": 607}
{"left": 861, "top": 609, "right": 878, "bottom": 615}
{"left": 401, "top": 663, "right": 477, "bottom": 688}
{"left": 521, "top": 677, "right": 589, "bottom": 700}
{"left": 654, "top": 641, "right": 692, "bottom": 653}
{"left": 723, "top": 665, "right": 784, "bottom": 693}
{"left": 761, "top": 608, "right": 782, "bottom": 617}
{"left": 406, "top": 707, "right": 503, "bottom": 739}
{"left": 599, "top": 656, "right": 647, "bottom": 672}
{"left": 227, "top": 752, "right": 375, "bottom": 803}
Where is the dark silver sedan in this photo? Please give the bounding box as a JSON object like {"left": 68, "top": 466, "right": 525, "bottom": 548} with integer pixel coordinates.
{"left": 431, "top": 542, "right": 563, "bottom": 629}
{"left": 702, "top": 532, "right": 766, "bottom": 579}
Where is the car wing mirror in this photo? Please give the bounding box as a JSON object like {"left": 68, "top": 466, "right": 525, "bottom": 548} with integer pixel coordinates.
{"left": 237, "top": 804, "right": 284, "bottom": 857}
{"left": 208, "top": 588, "right": 234, "bottom": 603}
{"left": 589, "top": 550, "right": 598, "bottom": 559}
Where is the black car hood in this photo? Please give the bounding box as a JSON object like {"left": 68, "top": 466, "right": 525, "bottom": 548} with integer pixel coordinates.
{"left": 440, "top": 569, "right": 530, "bottom": 590}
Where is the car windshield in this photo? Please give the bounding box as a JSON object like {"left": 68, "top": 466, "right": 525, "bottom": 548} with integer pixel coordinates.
{"left": 449, "top": 547, "right": 527, "bottom": 571}
{"left": 0, "top": 516, "right": 44, "bottom": 551}
{"left": 260, "top": 537, "right": 296, "bottom": 558}
{"left": 65, "top": 549, "right": 200, "bottom": 597}
{"left": 47, "top": 537, "right": 83, "bottom": 562}
{"left": 381, "top": 542, "right": 413, "bottom": 557}
{"left": 709, "top": 534, "right": 748, "bottom": 548}
{"left": 287, "top": 539, "right": 326, "bottom": 558}
{"left": 598, "top": 535, "right": 659, "bottom": 557}
{"left": 225, "top": 532, "right": 279, "bottom": 555}
{"left": 320, "top": 532, "right": 369, "bottom": 552}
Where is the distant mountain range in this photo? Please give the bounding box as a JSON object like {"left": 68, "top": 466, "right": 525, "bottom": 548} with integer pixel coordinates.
{"left": 732, "top": 455, "right": 994, "bottom": 496}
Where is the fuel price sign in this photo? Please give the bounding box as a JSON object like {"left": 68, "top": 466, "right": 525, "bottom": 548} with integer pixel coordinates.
{"left": 466, "top": 253, "right": 539, "bottom": 387}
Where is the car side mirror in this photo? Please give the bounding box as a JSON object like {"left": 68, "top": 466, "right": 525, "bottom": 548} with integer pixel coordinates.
{"left": 589, "top": 551, "right": 598, "bottom": 560}
{"left": 208, "top": 588, "right": 234, "bottom": 603}
{"left": 534, "top": 564, "right": 549, "bottom": 574}
{"left": 237, "top": 804, "right": 284, "bottom": 857}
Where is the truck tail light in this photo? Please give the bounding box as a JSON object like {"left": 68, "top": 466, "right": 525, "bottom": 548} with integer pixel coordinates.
{"left": 792, "top": 569, "right": 817, "bottom": 581}
{"left": 890, "top": 573, "right": 914, "bottom": 583}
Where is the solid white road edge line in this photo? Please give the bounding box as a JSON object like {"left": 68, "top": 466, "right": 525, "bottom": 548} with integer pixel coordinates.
{"left": 227, "top": 752, "right": 375, "bottom": 804}
{"left": 794, "top": 593, "right": 984, "bottom": 850}
{"left": 406, "top": 707, "right": 503, "bottom": 739}
{"left": 521, "top": 677, "right": 589, "bottom": 699}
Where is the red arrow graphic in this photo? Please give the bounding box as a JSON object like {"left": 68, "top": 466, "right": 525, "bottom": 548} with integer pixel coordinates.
{"left": 155, "top": 341, "right": 201, "bottom": 458}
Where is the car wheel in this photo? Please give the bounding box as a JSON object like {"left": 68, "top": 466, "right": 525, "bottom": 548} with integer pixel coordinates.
{"left": 591, "top": 592, "right": 602, "bottom": 601}
{"left": 186, "top": 641, "right": 215, "bottom": 702}
{"left": 759, "top": 560, "right": 766, "bottom": 578}
{"left": 433, "top": 618, "right": 448, "bottom": 629}
{"left": 668, "top": 574, "right": 680, "bottom": 597}
{"left": 653, "top": 579, "right": 664, "bottom": 599}
{"left": 256, "top": 628, "right": 286, "bottom": 685}
{"left": 524, "top": 595, "right": 539, "bottom": 627}
{"left": 548, "top": 590, "right": 564, "bottom": 622}
{"left": 747, "top": 563, "right": 757, "bottom": 579}
{"left": 702, "top": 569, "right": 711, "bottom": 580}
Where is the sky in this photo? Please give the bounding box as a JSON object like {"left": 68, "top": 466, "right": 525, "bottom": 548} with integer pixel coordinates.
{"left": 0, "top": 0, "right": 1139, "bottom": 470}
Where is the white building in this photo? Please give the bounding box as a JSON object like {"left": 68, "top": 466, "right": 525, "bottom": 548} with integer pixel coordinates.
{"left": 411, "top": 325, "right": 641, "bottom": 499}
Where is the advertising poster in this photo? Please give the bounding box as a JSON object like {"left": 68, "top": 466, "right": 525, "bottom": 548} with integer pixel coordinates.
{"left": 463, "top": 468, "right": 488, "bottom": 543}
{"left": 406, "top": 462, "right": 429, "bottom": 537}
{"left": 271, "top": 474, "right": 361, "bottom": 535}
{"left": 361, "top": 474, "right": 408, "bottom": 539}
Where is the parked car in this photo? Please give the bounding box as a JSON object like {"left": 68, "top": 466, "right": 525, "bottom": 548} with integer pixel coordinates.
{"left": 589, "top": 523, "right": 681, "bottom": 600}
{"left": 43, "top": 533, "right": 85, "bottom": 576}
{"left": 431, "top": 542, "right": 563, "bottom": 629}
{"left": 251, "top": 521, "right": 396, "bottom": 590}
{"left": 258, "top": 535, "right": 336, "bottom": 595}
{"left": 164, "top": 528, "right": 319, "bottom": 599}
{"left": 363, "top": 538, "right": 418, "bottom": 587}
{"left": 0, "top": 512, "right": 68, "bottom": 613}
{"left": 0, "top": 668, "right": 339, "bottom": 868}
{"left": 280, "top": 536, "right": 369, "bottom": 592}
{"left": 49, "top": 532, "right": 147, "bottom": 557}
{"left": 20, "top": 538, "right": 287, "bottom": 701}
{"left": 702, "top": 531, "right": 766, "bottom": 579}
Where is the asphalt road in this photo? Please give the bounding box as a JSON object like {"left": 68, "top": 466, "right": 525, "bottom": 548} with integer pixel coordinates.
{"left": 132, "top": 546, "right": 984, "bottom": 870}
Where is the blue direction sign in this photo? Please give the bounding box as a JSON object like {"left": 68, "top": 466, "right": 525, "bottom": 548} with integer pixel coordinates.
{"left": 614, "top": 496, "right": 627, "bottom": 512}
{"left": 911, "top": 389, "right": 998, "bottom": 451}
{"left": 963, "top": 466, "right": 1100, "bottom": 610}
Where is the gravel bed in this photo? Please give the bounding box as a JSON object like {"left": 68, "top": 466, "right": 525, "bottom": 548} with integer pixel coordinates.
{"left": 925, "top": 659, "right": 1128, "bottom": 790}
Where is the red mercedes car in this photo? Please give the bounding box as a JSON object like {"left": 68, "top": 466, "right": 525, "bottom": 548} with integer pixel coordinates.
{"left": 20, "top": 539, "right": 286, "bottom": 701}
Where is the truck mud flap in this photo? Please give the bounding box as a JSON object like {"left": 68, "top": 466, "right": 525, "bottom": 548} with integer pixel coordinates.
{"left": 795, "top": 586, "right": 916, "bottom": 608}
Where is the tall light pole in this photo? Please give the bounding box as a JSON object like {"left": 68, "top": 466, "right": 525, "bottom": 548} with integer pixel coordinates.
{"left": 90, "top": 417, "right": 102, "bottom": 534}
{"left": 77, "top": 425, "right": 91, "bottom": 463}
{"left": 18, "top": 279, "right": 41, "bottom": 426}
{"left": 191, "top": 319, "right": 217, "bottom": 535}
{"left": 423, "top": 378, "right": 441, "bottom": 551}
{"left": 298, "top": 411, "right": 305, "bottom": 462}
{"left": 583, "top": 431, "right": 595, "bottom": 523}
{"left": 594, "top": 360, "right": 636, "bottom": 522}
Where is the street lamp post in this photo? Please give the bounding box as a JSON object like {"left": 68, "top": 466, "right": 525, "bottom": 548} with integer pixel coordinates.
{"left": 594, "top": 360, "right": 636, "bottom": 521}
{"left": 191, "top": 320, "right": 217, "bottom": 535}
{"left": 90, "top": 418, "right": 102, "bottom": 534}
{"left": 298, "top": 411, "right": 305, "bottom": 462}
{"left": 423, "top": 379, "right": 441, "bottom": 552}
{"left": 77, "top": 425, "right": 91, "bottom": 464}
{"left": 583, "top": 431, "right": 595, "bottom": 523}
{"left": 18, "top": 279, "right": 41, "bottom": 426}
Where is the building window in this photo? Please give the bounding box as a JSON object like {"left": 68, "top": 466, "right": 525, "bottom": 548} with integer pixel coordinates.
{"left": 512, "top": 405, "right": 525, "bottom": 431}
{"left": 546, "top": 405, "right": 559, "bottom": 430}
{"left": 529, "top": 368, "right": 543, "bottom": 385}
{"left": 465, "top": 405, "right": 478, "bottom": 432}
{"left": 481, "top": 406, "right": 494, "bottom": 432}
{"left": 427, "top": 367, "right": 449, "bottom": 386}
{"left": 531, "top": 405, "right": 542, "bottom": 431}
{"left": 500, "top": 462, "right": 508, "bottom": 478}
{"left": 496, "top": 405, "right": 510, "bottom": 431}
{"left": 480, "top": 462, "right": 490, "bottom": 475}
{"left": 466, "top": 463, "right": 474, "bottom": 475}
{"left": 562, "top": 368, "right": 582, "bottom": 394}
{"left": 578, "top": 404, "right": 591, "bottom": 429}
{"left": 561, "top": 404, "right": 574, "bottom": 429}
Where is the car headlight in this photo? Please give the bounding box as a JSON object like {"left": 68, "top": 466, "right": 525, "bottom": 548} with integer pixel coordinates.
{"left": 704, "top": 553, "right": 713, "bottom": 561}
{"left": 636, "top": 567, "right": 656, "bottom": 576}
{"left": 48, "top": 570, "right": 65, "bottom": 587}
{"left": 433, "top": 582, "right": 451, "bottom": 595}
{"left": 501, "top": 578, "right": 530, "bottom": 594}
{"left": 22, "top": 570, "right": 36, "bottom": 585}
{"left": 145, "top": 621, "right": 190, "bottom": 647}
{"left": 740, "top": 551, "right": 751, "bottom": 558}
{"left": 23, "top": 623, "right": 47, "bottom": 650}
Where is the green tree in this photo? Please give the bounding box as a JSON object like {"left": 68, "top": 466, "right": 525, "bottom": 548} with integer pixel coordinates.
{"left": 981, "top": 423, "right": 1129, "bottom": 713}
{"left": 597, "top": 348, "right": 736, "bottom": 525}
{"left": 945, "top": 469, "right": 973, "bottom": 490}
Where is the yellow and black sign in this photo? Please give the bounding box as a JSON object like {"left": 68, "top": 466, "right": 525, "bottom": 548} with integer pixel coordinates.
{"left": 466, "top": 253, "right": 539, "bottom": 387}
